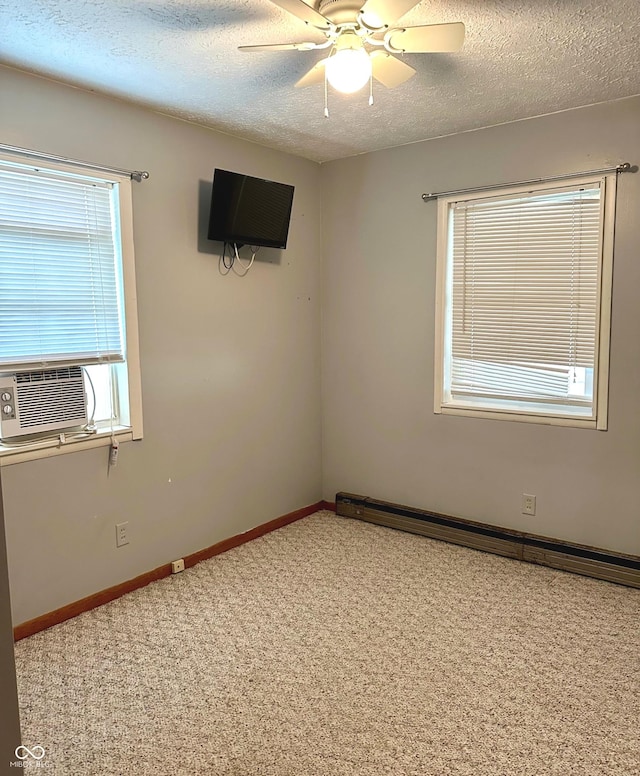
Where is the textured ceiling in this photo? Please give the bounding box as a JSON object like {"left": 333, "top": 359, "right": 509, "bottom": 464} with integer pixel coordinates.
{"left": 2, "top": 0, "right": 640, "bottom": 162}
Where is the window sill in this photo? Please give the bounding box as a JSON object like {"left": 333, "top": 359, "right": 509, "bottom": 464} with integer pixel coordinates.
{"left": 436, "top": 405, "right": 602, "bottom": 429}
{"left": 0, "top": 426, "right": 135, "bottom": 466}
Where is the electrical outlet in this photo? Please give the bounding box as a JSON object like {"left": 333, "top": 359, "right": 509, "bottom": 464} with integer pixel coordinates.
{"left": 116, "top": 521, "right": 129, "bottom": 547}
{"left": 171, "top": 558, "right": 185, "bottom": 574}
{"left": 522, "top": 494, "right": 536, "bottom": 516}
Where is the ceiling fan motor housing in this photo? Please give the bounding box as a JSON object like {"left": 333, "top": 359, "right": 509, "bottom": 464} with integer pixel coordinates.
{"left": 318, "top": 0, "right": 362, "bottom": 25}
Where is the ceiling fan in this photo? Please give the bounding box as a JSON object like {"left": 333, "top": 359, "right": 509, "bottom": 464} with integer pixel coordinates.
{"left": 240, "top": 0, "right": 465, "bottom": 101}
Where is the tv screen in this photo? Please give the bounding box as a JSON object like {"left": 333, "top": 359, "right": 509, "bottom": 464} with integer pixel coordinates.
{"left": 207, "top": 169, "right": 295, "bottom": 249}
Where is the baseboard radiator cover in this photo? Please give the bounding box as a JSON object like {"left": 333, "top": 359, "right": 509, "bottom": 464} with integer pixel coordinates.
{"left": 336, "top": 493, "right": 640, "bottom": 589}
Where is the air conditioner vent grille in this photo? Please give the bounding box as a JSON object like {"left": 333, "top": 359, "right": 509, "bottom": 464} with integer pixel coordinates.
{"left": 16, "top": 366, "right": 83, "bottom": 384}
{"left": 17, "top": 382, "right": 86, "bottom": 428}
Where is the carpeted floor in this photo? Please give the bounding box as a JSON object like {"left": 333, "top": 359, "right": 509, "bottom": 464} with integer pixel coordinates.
{"left": 14, "top": 511, "right": 640, "bottom": 775}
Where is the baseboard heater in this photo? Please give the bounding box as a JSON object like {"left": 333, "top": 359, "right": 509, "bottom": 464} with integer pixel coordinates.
{"left": 335, "top": 492, "right": 640, "bottom": 589}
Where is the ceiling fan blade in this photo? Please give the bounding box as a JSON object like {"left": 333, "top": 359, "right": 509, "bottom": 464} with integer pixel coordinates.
{"left": 387, "top": 22, "right": 465, "bottom": 53}
{"left": 295, "top": 59, "right": 327, "bottom": 88}
{"left": 268, "top": 0, "right": 332, "bottom": 30}
{"left": 370, "top": 51, "right": 416, "bottom": 88}
{"left": 239, "top": 41, "right": 319, "bottom": 52}
{"left": 360, "top": 0, "right": 421, "bottom": 28}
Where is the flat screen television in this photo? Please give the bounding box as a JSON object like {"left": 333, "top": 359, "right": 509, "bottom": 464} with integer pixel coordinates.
{"left": 207, "top": 169, "right": 295, "bottom": 249}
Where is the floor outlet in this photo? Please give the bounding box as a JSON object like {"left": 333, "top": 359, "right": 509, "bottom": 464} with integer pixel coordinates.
{"left": 171, "top": 559, "right": 185, "bottom": 574}
{"left": 522, "top": 494, "right": 537, "bottom": 516}
{"left": 116, "top": 521, "right": 129, "bottom": 547}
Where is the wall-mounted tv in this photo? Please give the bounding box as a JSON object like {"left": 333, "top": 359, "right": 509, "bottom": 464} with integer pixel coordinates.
{"left": 207, "top": 169, "right": 295, "bottom": 249}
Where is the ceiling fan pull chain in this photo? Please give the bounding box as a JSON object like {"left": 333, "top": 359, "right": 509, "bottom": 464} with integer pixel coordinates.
{"left": 324, "top": 70, "right": 330, "bottom": 117}
{"left": 369, "top": 71, "right": 374, "bottom": 106}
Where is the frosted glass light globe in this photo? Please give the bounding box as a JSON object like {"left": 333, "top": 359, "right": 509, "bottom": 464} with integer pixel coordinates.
{"left": 326, "top": 47, "right": 372, "bottom": 94}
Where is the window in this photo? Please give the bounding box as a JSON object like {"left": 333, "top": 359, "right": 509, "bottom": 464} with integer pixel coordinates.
{"left": 0, "top": 153, "right": 143, "bottom": 461}
{"left": 434, "top": 174, "right": 616, "bottom": 428}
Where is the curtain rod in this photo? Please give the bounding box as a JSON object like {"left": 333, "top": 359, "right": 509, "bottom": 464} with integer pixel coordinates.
{"left": 0, "top": 143, "right": 150, "bottom": 182}
{"left": 421, "top": 162, "right": 634, "bottom": 202}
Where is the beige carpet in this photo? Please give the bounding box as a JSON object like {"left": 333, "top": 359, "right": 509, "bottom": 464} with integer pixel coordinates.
{"left": 14, "top": 511, "right": 640, "bottom": 775}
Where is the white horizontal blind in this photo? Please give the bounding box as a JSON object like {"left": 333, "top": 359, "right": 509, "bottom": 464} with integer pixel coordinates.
{"left": 0, "top": 160, "right": 124, "bottom": 372}
{"left": 446, "top": 181, "right": 603, "bottom": 412}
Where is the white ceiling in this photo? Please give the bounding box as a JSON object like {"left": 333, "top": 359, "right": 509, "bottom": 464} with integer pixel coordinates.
{"left": 2, "top": 0, "right": 640, "bottom": 163}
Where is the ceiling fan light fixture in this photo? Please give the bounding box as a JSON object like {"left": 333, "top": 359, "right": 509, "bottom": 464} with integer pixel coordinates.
{"left": 325, "top": 33, "right": 372, "bottom": 94}
{"left": 359, "top": 11, "right": 385, "bottom": 30}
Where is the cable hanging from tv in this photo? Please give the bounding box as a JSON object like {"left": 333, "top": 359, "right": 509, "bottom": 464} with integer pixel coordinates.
{"left": 220, "top": 242, "right": 260, "bottom": 276}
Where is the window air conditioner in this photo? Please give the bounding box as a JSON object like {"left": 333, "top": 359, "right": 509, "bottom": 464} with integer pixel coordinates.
{"left": 0, "top": 367, "right": 88, "bottom": 440}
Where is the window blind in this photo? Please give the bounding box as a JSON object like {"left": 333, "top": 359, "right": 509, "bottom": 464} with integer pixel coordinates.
{"left": 0, "top": 161, "right": 125, "bottom": 372}
{"left": 447, "top": 182, "right": 603, "bottom": 410}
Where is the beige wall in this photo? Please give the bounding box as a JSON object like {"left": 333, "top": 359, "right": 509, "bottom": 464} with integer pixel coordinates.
{"left": 0, "top": 66, "right": 323, "bottom": 624}
{"left": 321, "top": 97, "right": 640, "bottom": 555}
